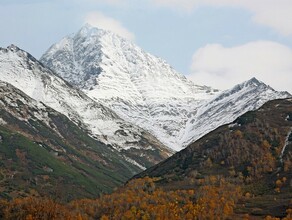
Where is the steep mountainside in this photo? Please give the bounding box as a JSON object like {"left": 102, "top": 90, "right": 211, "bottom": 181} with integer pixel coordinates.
{"left": 0, "top": 45, "right": 172, "bottom": 172}
{"left": 136, "top": 98, "right": 292, "bottom": 218}
{"left": 0, "top": 81, "right": 143, "bottom": 200}
{"left": 40, "top": 24, "right": 219, "bottom": 151}
{"left": 180, "top": 77, "right": 291, "bottom": 146}
{"left": 41, "top": 25, "right": 290, "bottom": 151}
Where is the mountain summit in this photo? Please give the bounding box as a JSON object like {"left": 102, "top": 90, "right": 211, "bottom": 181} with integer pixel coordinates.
{"left": 41, "top": 25, "right": 220, "bottom": 150}
{"left": 41, "top": 24, "right": 215, "bottom": 100}
{"left": 180, "top": 77, "right": 291, "bottom": 146}
{"left": 41, "top": 25, "right": 291, "bottom": 150}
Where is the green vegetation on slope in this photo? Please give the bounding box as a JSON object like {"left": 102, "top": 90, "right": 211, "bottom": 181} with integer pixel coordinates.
{"left": 0, "top": 126, "right": 127, "bottom": 200}
{"left": 0, "top": 106, "right": 141, "bottom": 201}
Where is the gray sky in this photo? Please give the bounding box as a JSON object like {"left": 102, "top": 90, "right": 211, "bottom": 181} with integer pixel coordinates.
{"left": 1, "top": 0, "right": 292, "bottom": 93}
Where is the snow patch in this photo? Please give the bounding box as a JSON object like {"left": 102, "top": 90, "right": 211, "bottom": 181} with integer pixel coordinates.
{"left": 123, "top": 156, "right": 146, "bottom": 170}
{"left": 228, "top": 123, "right": 241, "bottom": 128}
{"left": 0, "top": 118, "right": 7, "bottom": 125}
{"left": 279, "top": 128, "right": 292, "bottom": 163}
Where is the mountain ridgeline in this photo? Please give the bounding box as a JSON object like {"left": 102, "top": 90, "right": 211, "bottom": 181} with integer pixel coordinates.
{"left": 41, "top": 24, "right": 290, "bottom": 151}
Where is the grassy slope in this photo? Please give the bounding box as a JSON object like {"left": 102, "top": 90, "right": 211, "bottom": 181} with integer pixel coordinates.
{"left": 0, "top": 125, "right": 126, "bottom": 201}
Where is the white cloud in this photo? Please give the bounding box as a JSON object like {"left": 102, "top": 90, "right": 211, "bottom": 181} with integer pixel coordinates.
{"left": 84, "top": 11, "right": 135, "bottom": 40}
{"left": 188, "top": 41, "right": 292, "bottom": 93}
{"left": 151, "top": 0, "right": 292, "bottom": 36}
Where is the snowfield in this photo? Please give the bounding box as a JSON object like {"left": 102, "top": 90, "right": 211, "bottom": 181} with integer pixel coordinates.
{"left": 41, "top": 25, "right": 291, "bottom": 151}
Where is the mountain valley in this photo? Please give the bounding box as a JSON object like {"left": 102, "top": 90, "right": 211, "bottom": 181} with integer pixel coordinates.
{"left": 0, "top": 25, "right": 292, "bottom": 219}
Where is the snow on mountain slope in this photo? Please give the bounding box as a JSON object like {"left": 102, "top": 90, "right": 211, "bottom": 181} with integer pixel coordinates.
{"left": 0, "top": 80, "right": 143, "bottom": 179}
{"left": 41, "top": 25, "right": 291, "bottom": 151}
{"left": 0, "top": 81, "right": 56, "bottom": 131}
{"left": 41, "top": 24, "right": 219, "bottom": 151}
{"left": 180, "top": 77, "right": 291, "bottom": 147}
{"left": 0, "top": 80, "right": 164, "bottom": 196}
{"left": 0, "top": 45, "right": 172, "bottom": 170}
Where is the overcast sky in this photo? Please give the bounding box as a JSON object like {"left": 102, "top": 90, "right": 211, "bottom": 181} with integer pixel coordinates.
{"left": 1, "top": 0, "right": 292, "bottom": 93}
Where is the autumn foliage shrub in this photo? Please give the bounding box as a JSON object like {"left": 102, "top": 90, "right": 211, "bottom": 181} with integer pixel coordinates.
{"left": 0, "top": 177, "right": 243, "bottom": 220}
{"left": 0, "top": 196, "right": 82, "bottom": 219}
{"left": 1, "top": 177, "right": 291, "bottom": 219}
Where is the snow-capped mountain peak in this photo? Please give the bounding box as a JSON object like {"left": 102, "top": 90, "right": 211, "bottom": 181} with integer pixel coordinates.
{"left": 76, "top": 23, "right": 115, "bottom": 39}
{"left": 242, "top": 77, "right": 270, "bottom": 89}
{"left": 7, "top": 44, "right": 19, "bottom": 51}
{"left": 245, "top": 76, "right": 261, "bottom": 85}
{"left": 41, "top": 25, "right": 216, "bottom": 99}
{"left": 4, "top": 44, "right": 40, "bottom": 65}
{"left": 41, "top": 25, "right": 291, "bottom": 151}
{"left": 42, "top": 24, "right": 135, "bottom": 90}
{"left": 41, "top": 25, "right": 220, "bottom": 150}
{"left": 180, "top": 77, "right": 291, "bottom": 147}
